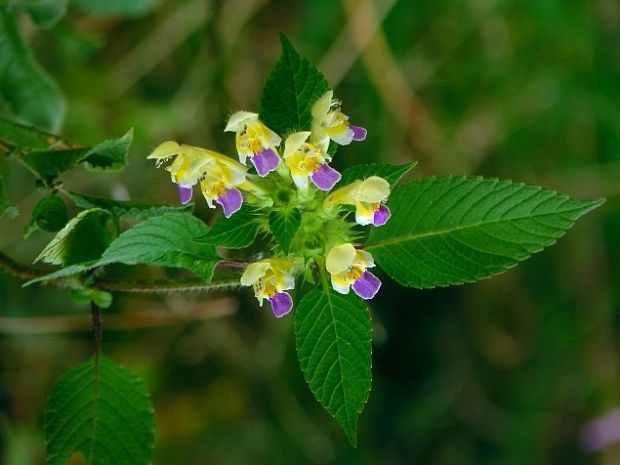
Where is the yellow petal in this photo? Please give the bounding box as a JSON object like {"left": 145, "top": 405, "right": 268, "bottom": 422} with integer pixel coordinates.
{"left": 147, "top": 140, "right": 182, "bottom": 159}
{"left": 326, "top": 243, "right": 356, "bottom": 275}
{"left": 311, "top": 90, "right": 333, "bottom": 120}
{"left": 283, "top": 132, "right": 311, "bottom": 158}
{"left": 225, "top": 111, "right": 259, "bottom": 132}
{"left": 240, "top": 262, "right": 271, "bottom": 286}
{"left": 325, "top": 180, "right": 361, "bottom": 206}
{"left": 356, "top": 176, "right": 390, "bottom": 202}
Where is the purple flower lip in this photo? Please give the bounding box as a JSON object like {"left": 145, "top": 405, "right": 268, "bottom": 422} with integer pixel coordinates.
{"left": 348, "top": 124, "right": 367, "bottom": 141}
{"left": 216, "top": 187, "right": 243, "bottom": 218}
{"left": 251, "top": 148, "right": 280, "bottom": 176}
{"left": 351, "top": 271, "right": 381, "bottom": 300}
{"left": 269, "top": 292, "right": 293, "bottom": 317}
{"left": 310, "top": 163, "right": 341, "bottom": 191}
{"left": 177, "top": 184, "right": 193, "bottom": 204}
{"left": 373, "top": 204, "right": 391, "bottom": 226}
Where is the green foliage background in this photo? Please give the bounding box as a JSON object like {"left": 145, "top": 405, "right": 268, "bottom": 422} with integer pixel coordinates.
{"left": 1, "top": 0, "right": 619, "bottom": 464}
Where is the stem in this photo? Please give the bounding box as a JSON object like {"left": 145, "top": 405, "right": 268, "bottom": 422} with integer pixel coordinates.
{"left": 90, "top": 301, "right": 102, "bottom": 353}
{"left": 0, "top": 251, "right": 45, "bottom": 280}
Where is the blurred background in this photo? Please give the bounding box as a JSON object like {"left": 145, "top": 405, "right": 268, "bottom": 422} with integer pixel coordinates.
{"left": 1, "top": 0, "right": 619, "bottom": 463}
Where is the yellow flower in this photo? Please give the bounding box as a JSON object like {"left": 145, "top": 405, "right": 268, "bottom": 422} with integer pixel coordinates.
{"left": 325, "top": 243, "right": 381, "bottom": 299}
{"left": 283, "top": 132, "right": 341, "bottom": 191}
{"left": 148, "top": 141, "right": 248, "bottom": 217}
{"left": 325, "top": 176, "right": 391, "bottom": 226}
{"left": 311, "top": 90, "right": 367, "bottom": 151}
{"left": 240, "top": 258, "right": 295, "bottom": 317}
{"left": 225, "top": 111, "right": 282, "bottom": 176}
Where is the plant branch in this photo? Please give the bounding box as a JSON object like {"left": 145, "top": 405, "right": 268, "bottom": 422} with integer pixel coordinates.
{"left": 91, "top": 301, "right": 102, "bottom": 352}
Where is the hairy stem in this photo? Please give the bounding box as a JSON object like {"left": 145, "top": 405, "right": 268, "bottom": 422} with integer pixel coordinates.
{"left": 91, "top": 301, "right": 102, "bottom": 353}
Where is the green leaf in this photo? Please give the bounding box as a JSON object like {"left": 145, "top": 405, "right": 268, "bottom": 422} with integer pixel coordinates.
{"left": 35, "top": 208, "right": 114, "bottom": 265}
{"left": 72, "top": 0, "right": 158, "bottom": 17}
{"left": 23, "top": 194, "right": 68, "bottom": 237}
{"left": 67, "top": 191, "right": 191, "bottom": 219}
{"left": 23, "top": 261, "right": 96, "bottom": 286}
{"left": 44, "top": 355, "right": 154, "bottom": 465}
{"left": 20, "top": 129, "right": 132, "bottom": 178}
{"left": 338, "top": 162, "right": 417, "bottom": 188}
{"left": 366, "top": 176, "right": 605, "bottom": 289}
{"left": 0, "top": 9, "right": 65, "bottom": 131}
{"left": 0, "top": 172, "right": 18, "bottom": 219}
{"left": 195, "top": 204, "right": 259, "bottom": 248}
{"left": 269, "top": 207, "right": 301, "bottom": 254}
{"left": 295, "top": 288, "right": 371, "bottom": 446}
{"left": 82, "top": 128, "right": 133, "bottom": 171}
{"left": 99, "top": 212, "right": 220, "bottom": 280}
{"left": 260, "top": 34, "right": 329, "bottom": 135}
{"left": 7, "top": 0, "right": 69, "bottom": 28}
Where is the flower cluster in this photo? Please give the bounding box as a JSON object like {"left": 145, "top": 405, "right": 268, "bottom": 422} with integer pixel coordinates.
{"left": 148, "top": 91, "right": 391, "bottom": 317}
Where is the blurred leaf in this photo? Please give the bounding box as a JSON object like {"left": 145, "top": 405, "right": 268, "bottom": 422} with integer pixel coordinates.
{"left": 269, "top": 207, "right": 301, "bottom": 254}
{"left": 195, "top": 204, "right": 259, "bottom": 248}
{"left": 295, "top": 288, "right": 371, "bottom": 446}
{"left": 44, "top": 355, "right": 154, "bottom": 465}
{"left": 21, "top": 129, "right": 132, "bottom": 179}
{"left": 68, "top": 287, "right": 112, "bottom": 307}
{"left": 0, "top": 171, "right": 18, "bottom": 218}
{"left": 67, "top": 190, "right": 191, "bottom": 219}
{"left": 260, "top": 34, "right": 329, "bottom": 135}
{"left": 7, "top": 0, "right": 69, "bottom": 28}
{"left": 0, "top": 117, "right": 63, "bottom": 151}
{"left": 367, "top": 177, "right": 605, "bottom": 288}
{"left": 23, "top": 194, "right": 68, "bottom": 237}
{"left": 35, "top": 208, "right": 113, "bottom": 265}
{"left": 82, "top": 128, "right": 133, "bottom": 171}
{"left": 0, "top": 9, "right": 65, "bottom": 131}
{"left": 72, "top": 0, "right": 158, "bottom": 17}
{"left": 338, "top": 162, "right": 417, "bottom": 188}
{"left": 99, "top": 212, "right": 220, "bottom": 280}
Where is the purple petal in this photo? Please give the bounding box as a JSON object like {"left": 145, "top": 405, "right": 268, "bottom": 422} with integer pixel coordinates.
{"left": 216, "top": 187, "right": 243, "bottom": 218}
{"left": 251, "top": 148, "right": 280, "bottom": 176}
{"left": 269, "top": 292, "right": 293, "bottom": 318}
{"left": 373, "top": 204, "right": 391, "bottom": 226}
{"left": 177, "top": 184, "right": 193, "bottom": 204}
{"left": 348, "top": 124, "right": 367, "bottom": 141}
{"left": 310, "top": 163, "right": 341, "bottom": 191}
{"left": 352, "top": 270, "right": 381, "bottom": 300}
{"left": 581, "top": 408, "right": 620, "bottom": 452}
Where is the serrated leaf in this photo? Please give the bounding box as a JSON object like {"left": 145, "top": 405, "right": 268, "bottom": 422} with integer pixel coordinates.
{"left": 35, "top": 208, "right": 114, "bottom": 265}
{"left": 295, "top": 288, "right": 371, "bottom": 446}
{"left": 366, "top": 176, "right": 605, "bottom": 289}
{"left": 0, "top": 172, "right": 18, "bottom": 219}
{"left": 23, "top": 261, "right": 96, "bottom": 286}
{"left": 195, "top": 204, "right": 259, "bottom": 248}
{"left": 67, "top": 191, "right": 191, "bottom": 219}
{"left": 23, "top": 194, "right": 68, "bottom": 237}
{"left": 0, "top": 9, "right": 65, "bottom": 131}
{"left": 20, "top": 129, "right": 132, "bottom": 179}
{"left": 83, "top": 128, "right": 133, "bottom": 171}
{"left": 99, "top": 212, "right": 220, "bottom": 280}
{"left": 338, "top": 162, "right": 417, "bottom": 188}
{"left": 260, "top": 34, "right": 329, "bottom": 135}
{"left": 269, "top": 207, "right": 301, "bottom": 254}
{"left": 7, "top": 0, "right": 69, "bottom": 28}
{"left": 44, "top": 355, "right": 154, "bottom": 465}
{"left": 73, "top": 0, "right": 157, "bottom": 17}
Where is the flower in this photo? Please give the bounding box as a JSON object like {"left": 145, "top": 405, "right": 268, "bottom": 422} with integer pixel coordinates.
{"left": 311, "top": 90, "right": 367, "bottom": 150}
{"left": 225, "top": 111, "right": 282, "bottom": 176}
{"left": 325, "top": 243, "right": 381, "bottom": 299}
{"left": 240, "top": 258, "right": 295, "bottom": 317}
{"left": 283, "top": 132, "right": 341, "bottom": 191}
{"left": 148, "top": 141, "right": 248, "bottom": 217}
{"left": 325, "top": 176, "right": 391, "bottom": 226}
